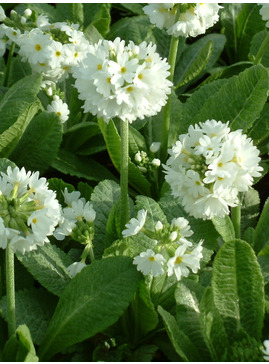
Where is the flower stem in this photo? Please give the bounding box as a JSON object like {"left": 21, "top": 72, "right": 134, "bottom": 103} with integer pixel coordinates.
{"left": 3, "top": 42, "right": 15, "bottom": 87}
{"left": 231, "top": 204, "right": 241, "bottom": 239}
{"left": 6, "top": 244, "right": 16, "bottom": 337}
{"left": 253, "top": 32, "right": 269, "bottom": 65}
{"left": 160, "top": 33, "right": 180, "bottom": 164}
{"left": 120, "top": 119, "right": 130, "bottom": 232}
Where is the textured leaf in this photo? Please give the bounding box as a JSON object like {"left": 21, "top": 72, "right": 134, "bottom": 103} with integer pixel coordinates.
{"left": 136, "top": 195, "right": 167, "bottom": 232}
{"left": 91, "top": 179, "right": 121, "bottom": 258}
{"left": 249, "top": 30, "right": 269, "bottom": 67}
{"left": 11, "top": 111, "right": 63, "bottom": 173}
{"left": 211, "top": 239, "right": 265, "bottom": 341}
{"left": 189, "top": 65, "right": 268, "bottom": 132}
{"left": 158, "top": 306, "right": 200, "bottom": 362}
{"left": 248, "top": 102, "right": 269, "bottom": 153}
{"left": 0, "top": 101, "right": 40, "bottom": 158}
{"left": 48, "top": 178, "right": 75, "bottom": 205}
{"left": 175, "top": 280, "right": 210, "bottom": 361}
{"left": 199, "top": 287, "right": 228, "bottom": 361}
{"left": 98, "top": 118, "right": 151, "bottom": 195}
{"left": 17, "top": 244, "right": 72, "bottom": 296}
{"left": 131, "top": 345, "right": 158, "bottom": 362}
{"left": 52, "top": 149, "right": 117, "bottom": 182}
{"left": 63, "top": 121, "right": 100, "bottom": 153}
{"left": 258, "top": 245, "right": 269, "bottom": 285}
{"left": 0, "top": 74, "right": 42, "bottom": 133}
{"left": 254, "top": 197, "right": 269, "bottom": 253}
{"left": 38, "top": 256, "right": 141, "bottom": 361}
{"left": 240, "top": 189, "right": 260, "bottom": 234}
{"left": 128, "top": 125, "right": 147, "bottom": 156}
{"left": 0, "top": 288, "right": 57, "bottom": 345}
{"left": 0, "top": 158, "right": 16, "bottom": 173}
{"left": 212, "top": 216, "right": 235, "bottom": 243}
{"left": 83, "top": 3, "right": 111, "bottom": 35}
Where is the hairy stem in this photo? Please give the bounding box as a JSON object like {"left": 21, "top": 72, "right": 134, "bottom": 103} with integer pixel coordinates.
{"left": 6, "top": 244, "right": 16, "bottom": 337}
{"left": 231, "top": 204, "right": 241, "bottom": 239}
{"left": 120, "top": 119, "right": 130, "bottom": 232}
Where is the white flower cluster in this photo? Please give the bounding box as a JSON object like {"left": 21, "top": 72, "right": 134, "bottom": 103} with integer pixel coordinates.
{"left": 54, "top": 188, "right": 96, "bottom": 241}
{"left": 259, "top": 3, "right": 269, "bottom": 27}
{"left": 0, "top": 10, "right": 90, "bottom": 88}
{"left": 0, "top": 166, "right": 61, "bottom": 254}
{"left": 73, "top": 37, "right": 172, "bottom": 123}
{"left": 263, "top": 340, "right": 269, "bottom": 361}
{"left": 123, "top": 209, "right": 203, "bottom": 280}
{"left": 143, "top": 3, "right": 221, "bottom": 38}
{"left": 164, "top": 120, "right": 263, "bottom": 220}
{"left": 47, "top": 95, "right": 70, "bottom": 123}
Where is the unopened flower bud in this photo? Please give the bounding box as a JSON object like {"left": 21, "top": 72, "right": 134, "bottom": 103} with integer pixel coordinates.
{"left": 169, "top": 231, "right": 178, "bottom": 242}
{"left": 24, "top": 8, "right": 32, "bottom": 17}
{"left": 46, "top": 87, "right": 53, "bottom": 96}
{"left": 150, "top": 142, "right": 161, "bottom": 153}
{"left": 152, "top": 158, "right": 161, "bottom": 167}
{"left": 20, "top": 16, "right": 27, "bottom": 25}
{"left": 138, "top": 166, "right": 147, "bottom": 173}
{"left": 155, "top": 221, "right": 163, "bottom": 232}
{"left": 135, "top": 152, "right": 142, "bottom": 163}
{"left": 0, "top": 5, "right": 6, "bottom": 21}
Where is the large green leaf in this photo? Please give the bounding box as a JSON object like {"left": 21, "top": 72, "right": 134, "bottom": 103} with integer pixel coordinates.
{"left": 0, "top": 74, "right": 42, "bottom": 133}
{"left": 175, "top": 280, "right": 211, "bottom": 361}
{"left": 83, "top": 3, "right": 111, "bottom": 36}
{"left": 199, "top": 287, "right": 228, "bottom": 361}
{"left": 258, "top": 245, "right": 269, "bottom": 285}
{"left": 211, "top": 239, "right": 264, "bottom": 341}
{"left": 135, "top": 195, "right": 167, "bottom": 232}
{"left": 249, "top": 30, "right": 269, "bottom": 67}
{"left": 0, "top": 101, "right": 40, "bottom": 158}
{"left": 17, "top": 244, "right": 72, "bottom": 297}
{"left": 38, "top": 256, "right": 141, "bottom": 361}
{"left": 248, "top": 102, "right": 269, "bottom": 154}
{"left": 212, "top": 216, "right": 235, "bottom": 243}
{"left": 187, "top": 65, "right": 268, "bottom": 132}
{"left": 254, "top": 197, "right": 269, "bottom": 253}
{"left": 10, "top": 111, "right": 63, "bottom": 173}
{"left": 98, "top": 118, "right": 151, "bottom": 195}
{"left": 0, "top": 288, "right": 57, "bottom": 345}
{"left": 157, "top": 306, "right": 200, "bottom": 361}
{"left": 240, "top": 189, "right": 260, "bottom": 235}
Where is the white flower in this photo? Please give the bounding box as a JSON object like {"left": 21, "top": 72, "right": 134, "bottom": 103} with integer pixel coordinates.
{"left": 73, "top": 37, "right": 172, "bottom": 123}
{"left": 133, "top": 249, "right": 166, "bottom": 277}
{"left": 262, "top": 340, "right": 269, "bottom": 361}
{"left": 163, "top": 120, "right": 263, "bottom": 220}
{"left": 167, "top": 241, "right": 203, "bottom": 281}
{"left": 122, "top": 209, "right": 147, "bottom": 238}
{"left": 0, "top": 6, "right": 6, "bottom": 21}
{"left": 259, "top": 4, "right": 269, "bottom": 27}
{"left": 67, "top": 262, "right": 87, "bottom": 277}
{"left": 150, "top": 142, "right": 161, "bottom": 153}
{"left": 47, "top": 96, "right": 70, "bottom": 123}
{"left": 0, "top": 166, "right": 61, "bottom": 254}
{"left": 143, "top": 3, "right": 221, "bottom": 38}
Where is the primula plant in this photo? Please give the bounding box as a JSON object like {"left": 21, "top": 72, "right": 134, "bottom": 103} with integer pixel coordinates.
{"left": 0, "top": 2, "right": 269, "bottom": 362}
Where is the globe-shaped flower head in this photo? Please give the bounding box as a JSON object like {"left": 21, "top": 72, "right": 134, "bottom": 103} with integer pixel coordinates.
{"left": 163, "top": 120, "right": 263, "bottom": 220}
{"left": 72, "top": 37, "right": 173, "bottom": 123}
{"left": 0, "top": 166, "right": 61, "bottom": 254}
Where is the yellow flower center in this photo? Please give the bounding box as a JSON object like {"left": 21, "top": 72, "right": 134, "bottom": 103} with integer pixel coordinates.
{"left": 97, "top": 64, "right": 102, "bottom": 70}
{"left": 107, "top": 77, "right": 111, "bottom": 84}
{"left": 138, "top": 73, "right": 143, "bottom": 80}
{"left": 195, "top": 181, "right": 201, "bottom": 185}
{"left": 57, "top": 111, "right": 62, "bottom": 116}
{"left": 218, "top": 162, "right": 223, "bottom": 167}
{"left": 175, "top": 256, "right": 183, "bottom": 265}
{"left": 32, "top": 218, "right": 37, "bottom": 224}
{"left": 127, "top": 86, "right": 133, "bottom": 92}
{"left": 35, "top": 44, "right": 42, "bottom": 51}
{"left": 74, "top": 52, "right": 78, "bottom": 58}
{"left": 121, "top": 66, "right": 127, "bottom": 73}
{"left": 148, "top": 256, "right": 156, "bottom": 262}
{"left": 55, "top": 51, "right": 61, "bottom": 57}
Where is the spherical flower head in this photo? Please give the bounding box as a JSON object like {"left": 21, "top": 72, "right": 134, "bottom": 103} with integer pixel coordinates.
{"left": 67, "top": 261, "right": 87, "bottom": 277}
{"left": 47, "top": 96, "right": 70, "bottom": 123}
{"left": 259, "top": 4, "right": 269, "bottom": 27}
{"left": 73, "top": 37, "right": 172, "bottom": 123}
{"left": 167, "top": 240, "right": 203, "bottom": 281}
{"left": 0, "top": 166, "right": 61, "bottom": 254}
{"left": 262, "top": 340, "right": 269, "bottom": 361}
{"left": 122, "top": 209, "right": 147, "bottom": 238}
{"left": 163, "top": 119, "right": 263, "bottom": 220}
{"left": 133, "top": 249, "right": 166, "bottom": 277}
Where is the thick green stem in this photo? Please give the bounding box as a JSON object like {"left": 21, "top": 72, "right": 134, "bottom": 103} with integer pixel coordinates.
{"left": 231, "top": 204, "right": 241, "bottom": 239}
{"left": 160, "top": 35, "right": 180, "bottom": 164}
{"left": 6, "top": 244, "right": 16, "bottom": 337}
{"left": 253, "top": 32, "right": 269, "bottom": 65}
{"left": 3, "top": 42, "right": 15, "bottom": 87}
{"left": 120, "top": 119, "right": 130, "bottom": 232}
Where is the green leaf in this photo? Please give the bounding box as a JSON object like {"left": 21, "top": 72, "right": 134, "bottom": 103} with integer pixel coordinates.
{"left": 192, "top": 65, "right": 268, "bottom": 132}
{"left": 0, "top": 100, "right": 40, "bottom": 158}
{"left": 176, "top": 40, "right": 213, "bottom": 88}
{"left": 258, "top": 245, "right": 269, "bottom": 285}
{"left": 135, "top": 195, "right": 167, "bottom": 232}
{"left": 157, "top": 306, "right": 200, "bottom": 361}
{"left": 0, "top": 158, "right": 16, "bottom": 173}
{"left": 91, "top": 180, "right": 121, "bottom": 258}
{"left": 0, "top": 288, "right": 57, "bottom": 345}
{"left": 199, "top": 287, "right": 228, "bottom": 361}
{"left": 175, "top": 280, "right": 211, "bottom": 361}
{"left": 17, "top": 244, "right": 72, "bottom": 297}
{"left": 69, "top": 3, "right": 84, "bottom": 26}
{"left": 212, "top": 216, "right": 235, "bottom": 243}
{"left": 38, "top": 256, "right": 141, "bottom": 361}
{"left": 240, "top": 189, "right": 260, "bottom": 234}
{"left": 128, "top": 125, "right": 147, "bottom": 156}
{"left": 52, "top": 149, "right": 117, "bottom": 182}
{"left": 211, "top": 239, "right": 265, "bottom": 341}
{"left": 48, "top": 178, "right": 75, "bottom": 205}
{"left": 8, "top": 56, "right": 32, "bottom": 87}
{"left": 63, "top": 121, "right": 100, "bottom": 153}
{"left": 119, "top": 3, "right": 145, "bottom": 15}
{"left": 254, "top": 197, "right": 269, "bottom": 253}
{"left": 83, "top": 3, "right": 111, "bottom": 35}
{"left": 77, "top": 181, "right": 93, "bottom": 202}
{"left": 108, "top": 15, "right": 154, "bottom": 44}
{"left": 83, "top": 23, "right": 104, "bottom": 44}
{"left": 11, "top": 111, "right": 63, "bottom": 173}
{"left": 98, "top": 118, "right": 151, "bottom": 195}
{"left": 248, "top": 103, "right": 269, "bottom": 153}
{"left": 249, "top": 30, "right": 269, "bottom": 67}
{"left": 3, "top": 324, "right": 38, "bottom": 362}
{"left": 130, "top": 345, "right": 158, "bottom": 362}
{"left": 0, "top": 74, "right": 42, "bottom": 133}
